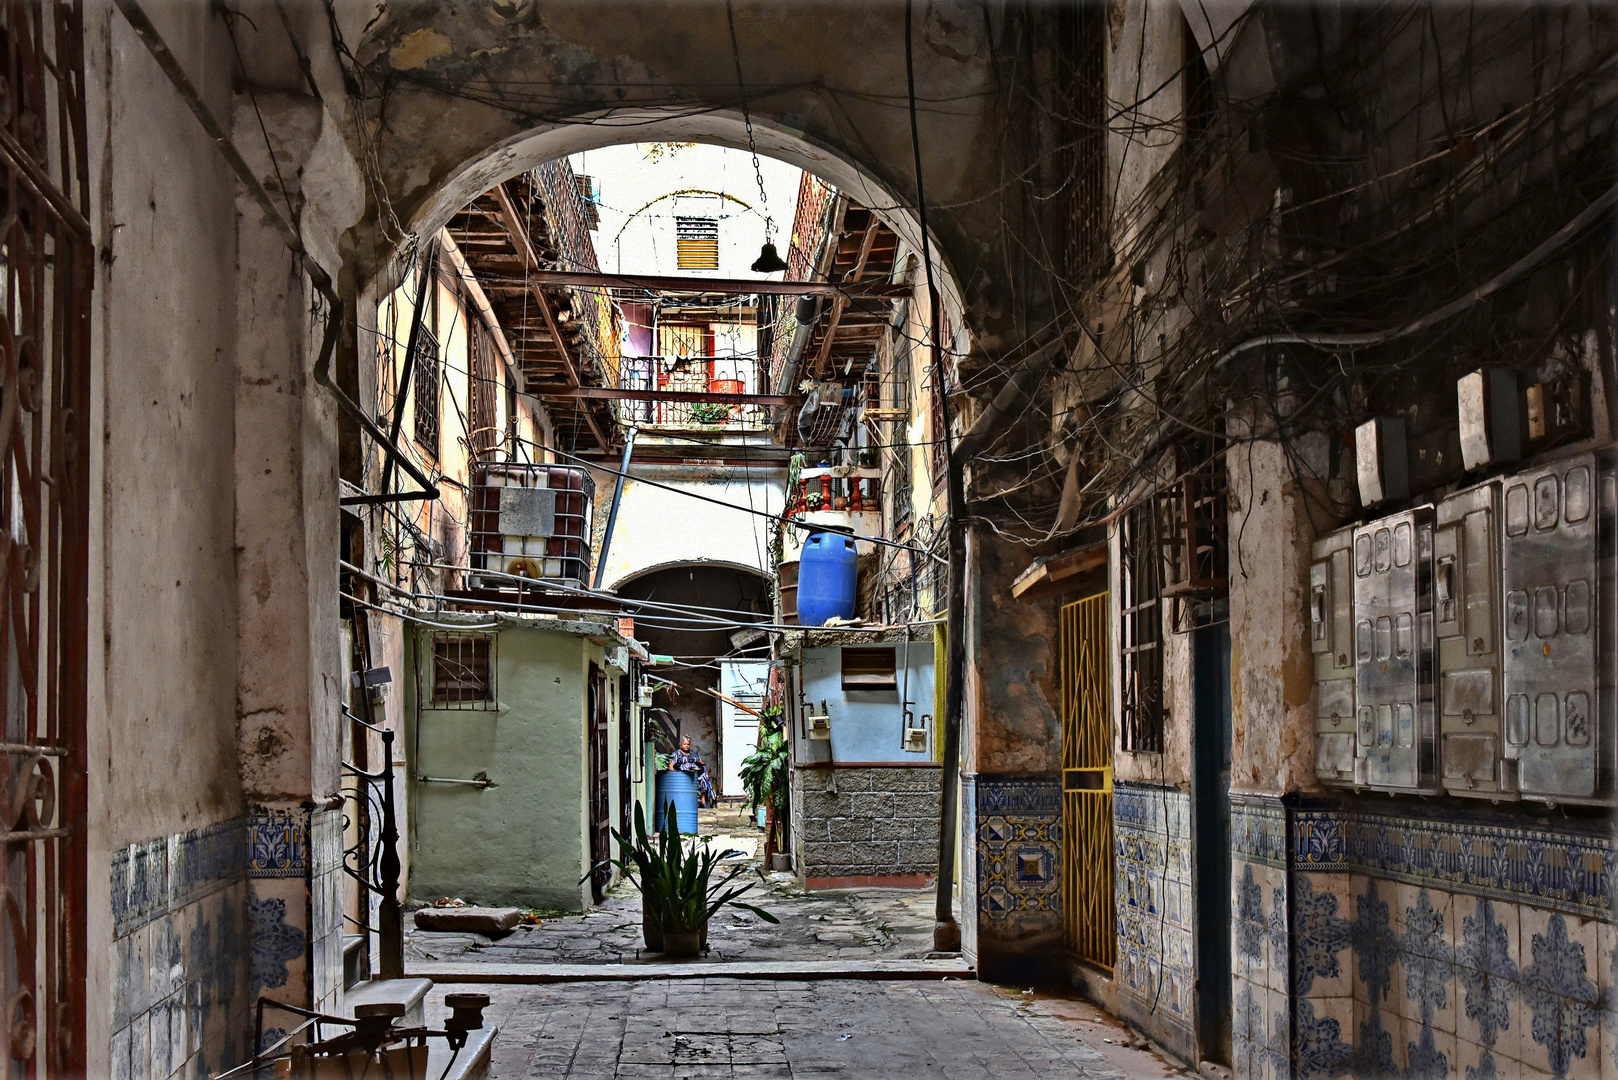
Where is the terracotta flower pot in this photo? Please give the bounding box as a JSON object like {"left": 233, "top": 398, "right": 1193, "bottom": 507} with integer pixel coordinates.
{"left": 662, "top": 930, "right": 701, "bottom": 958}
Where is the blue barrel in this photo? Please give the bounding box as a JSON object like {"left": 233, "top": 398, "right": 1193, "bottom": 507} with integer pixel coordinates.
{"left": 797, "top": 530, "right": 858, "bottom": 625}
{"left": 653, "top": 770, "right": 699, "bottom": 834}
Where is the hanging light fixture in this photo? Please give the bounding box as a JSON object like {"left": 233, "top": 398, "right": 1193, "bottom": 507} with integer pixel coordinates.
{"left": 750, "top": 239, "right": 787, "bottom": 274}
{"left": 728, "top": 1, "right": 786, "bottom": 276}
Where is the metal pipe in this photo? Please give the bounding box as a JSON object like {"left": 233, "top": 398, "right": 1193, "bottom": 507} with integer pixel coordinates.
{"left": 592, "top": 426, "right": 638, "bottom": 588}
{"left": 379, "top": 238, "right": 438, "bottom": 498}
{"left": 417, "top": 775, "right": 494, "bottom": 789}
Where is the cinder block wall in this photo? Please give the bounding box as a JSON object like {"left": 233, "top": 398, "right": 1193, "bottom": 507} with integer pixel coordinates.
{"left": 790, "top": 766, "right": 942, "bottom": 887}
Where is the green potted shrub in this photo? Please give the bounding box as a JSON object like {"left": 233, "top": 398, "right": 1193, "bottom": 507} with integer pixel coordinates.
{"left": 739, "top": 717, "right": 790, "bottom": 869}
{"left": 588, "top": 801, "right": 778, "bottom": 957}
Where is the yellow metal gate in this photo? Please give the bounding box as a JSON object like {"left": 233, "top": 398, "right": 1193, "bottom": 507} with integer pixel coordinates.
{"left": 1061, "top": 593, "right": 1115, "bottom": 968}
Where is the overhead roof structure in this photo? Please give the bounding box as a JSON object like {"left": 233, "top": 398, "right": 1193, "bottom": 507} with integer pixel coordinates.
{"left": 448, "top": 169, "right": 619, "bottom": 454}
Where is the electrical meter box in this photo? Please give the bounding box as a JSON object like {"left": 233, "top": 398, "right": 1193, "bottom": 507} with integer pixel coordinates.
{"left": 1435, "top": 480, "right": 1512, "bottom": 797}
{"left": 1311, "top": 527, "right": 1358, "bottom": 786}
{"left": 1353, "top": 507, "right": 1441, "bottom": 793}
{"left": 1500, "top": 451, "right": 1615, "bottom": 804}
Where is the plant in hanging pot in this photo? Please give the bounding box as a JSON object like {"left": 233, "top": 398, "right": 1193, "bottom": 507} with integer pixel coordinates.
{"left": 585, "top": 801, "right": 778, "bottom": 957}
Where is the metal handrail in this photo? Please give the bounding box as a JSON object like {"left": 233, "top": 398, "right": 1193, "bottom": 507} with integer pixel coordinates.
{"left": 340, "top": 704, "right": 403, "bottom": 979}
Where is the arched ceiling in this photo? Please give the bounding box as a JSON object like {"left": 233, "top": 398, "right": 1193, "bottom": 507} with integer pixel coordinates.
{"left": 344, "top": 0, "right": 1038, "bottom": 351}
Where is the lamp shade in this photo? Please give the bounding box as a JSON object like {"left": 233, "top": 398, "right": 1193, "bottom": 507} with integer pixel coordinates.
{"left": 750, "top": 242, "right": 788, "bottom": 274}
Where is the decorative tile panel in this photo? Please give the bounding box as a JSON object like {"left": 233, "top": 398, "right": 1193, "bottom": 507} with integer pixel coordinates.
{"left": 110, "top": 819, "right": 246, "bottom": 938}
{"left": 974, "top": 775, "right": 1061, "bottom": 937}
{"left": 248, "top": 812, "right": 309, "bottom": 878}
{"left": 1115, "top": 782, "right": 1195, "bottom": 1032}
{"left": 1283, "top": 800, "right": 1611, "bottom": 921}
{"left": 110, "top": 821, "right": 251, "bottom": 1080}
{"left": 1232, "top": 797, "right": 1288, "bottom": 868}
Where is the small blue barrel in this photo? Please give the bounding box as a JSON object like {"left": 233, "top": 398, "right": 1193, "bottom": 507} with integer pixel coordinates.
{"left": 653, "top": 770, "right": 699, "bottom": 834}
{"left": 797, "top": 530, "right": 858, "bottom": 626}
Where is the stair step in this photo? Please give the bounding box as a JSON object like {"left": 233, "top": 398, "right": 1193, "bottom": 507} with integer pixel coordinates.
{"left": 342, "top": 935, "right": 366, "bottom": 990}
{"left": 339, "top": 977, "right": 434, "bottom": 1027}
{"left": 426, "top": 1028, "right": 496, "bottom": 1080}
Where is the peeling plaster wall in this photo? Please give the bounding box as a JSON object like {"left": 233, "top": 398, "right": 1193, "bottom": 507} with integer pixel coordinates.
{"left": 1226, "top": 438, "right": 1318, "bottom": 797}
{"left": 85, "top": 5, "right": 251, "bottom": 1076}
{"left": 965, "top": 529, "right": 1061, "bottom": 776}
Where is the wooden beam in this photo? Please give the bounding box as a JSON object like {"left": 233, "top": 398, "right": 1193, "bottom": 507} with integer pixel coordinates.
{"left": 494, "top": 268, "right": 910, "bottom": 298}
{"left": 814, "top": 220, "right": 882, "bottom": 372}
{"left": 531, "top": 386, "right": 801, "bottom": 407}
{"left": 1009, "top": 542, "right": 1109, "bottom": 600}
{"left": 490, "top": 179, "right": 613, "bottom": 453}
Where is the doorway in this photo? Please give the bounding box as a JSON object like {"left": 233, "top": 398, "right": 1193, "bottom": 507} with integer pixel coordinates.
{"left": 1060, "top": 592, "right": 1115, "bottom": 968}
{"left": 1192, "top": 619, "right": 1233, "bottom": 1066}
{"left": 588, "top": 663, "right": 611, "bottom": 903}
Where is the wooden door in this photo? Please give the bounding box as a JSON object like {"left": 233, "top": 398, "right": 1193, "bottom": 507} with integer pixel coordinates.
{"left": 1061, "top": 593, "right": 1115, "bottom": 968}
{"left": 587, "top": 664, "right": 611, "bottom": 903}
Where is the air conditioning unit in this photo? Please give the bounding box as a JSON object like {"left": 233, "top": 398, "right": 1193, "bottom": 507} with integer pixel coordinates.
{"left": 469, "top": 464, "right": 595, "bottom": 588}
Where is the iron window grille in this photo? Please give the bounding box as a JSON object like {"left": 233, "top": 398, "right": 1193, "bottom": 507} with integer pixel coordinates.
{"left": 413, "top": 325, "right": 442, "bottom": 456}
{"left": 432, "top": 633, "right": 496, "bottom": 708}
{"left": 1156, "top": 437, "right": 1230, "bottom": 632}
{"left": 1118, "top": 500, "right": 1164, "bottom": 752}
{"left": 470, "top": 322, "right": 501, "bottom": 458}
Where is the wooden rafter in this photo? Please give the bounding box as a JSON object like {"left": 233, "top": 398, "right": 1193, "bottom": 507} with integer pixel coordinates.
{"left": 488, "top": 180, "right": 613, "bottom": 453}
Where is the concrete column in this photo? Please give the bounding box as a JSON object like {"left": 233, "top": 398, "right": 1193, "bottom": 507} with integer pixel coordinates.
{"left": 232, "top": 95, "right": 351, "bottom": 1025}
{"left": 962, "top": 526, "right": 1064, "bottom": 980}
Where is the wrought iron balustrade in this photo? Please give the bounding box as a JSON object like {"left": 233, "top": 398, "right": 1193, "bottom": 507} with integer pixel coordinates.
{"left": 340, "top": 706, "right": 403, "bottom": 980}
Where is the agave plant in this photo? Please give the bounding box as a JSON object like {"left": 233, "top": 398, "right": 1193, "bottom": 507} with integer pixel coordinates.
{"left": 586, "top": 801, "right": 779, "bottom": 940}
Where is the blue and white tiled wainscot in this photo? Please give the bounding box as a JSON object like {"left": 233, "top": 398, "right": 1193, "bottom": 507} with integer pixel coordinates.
{"left": 110, "top": 819, "right": 251, "bottom": 1080}
{"left": 247, "top": 807, "right": 347, "bottom": 1044}
{"left": 1233, "top": 793, "right": 1615, "bottom": 1080}
{"left": 970, "top": 774, "right": 1063, "bottom": 979}
{"left": 1115, "top": 782, "right": 1197, "bottom": 1064}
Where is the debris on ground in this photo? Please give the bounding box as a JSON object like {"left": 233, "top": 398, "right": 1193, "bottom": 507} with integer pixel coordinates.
{"left": 414, "top": 905, "right": 523, "bottom": 933}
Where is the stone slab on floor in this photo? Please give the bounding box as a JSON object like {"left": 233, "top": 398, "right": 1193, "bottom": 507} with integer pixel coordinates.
{"left": 416, "top": 907, "right": 525, "bottom": 933}
{"left": 410, "top": 957, "right": 974, "bottom": 983}
{"left": 419, "top": 977, "right": 1194, "bottom": 1079}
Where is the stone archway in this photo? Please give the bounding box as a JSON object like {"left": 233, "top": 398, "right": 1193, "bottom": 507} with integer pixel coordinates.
{"left": 341, "top": 0, "right": 1042, "bottom": 349}
{"left": 616, "top": 562, "right": 772, "bottom": 796}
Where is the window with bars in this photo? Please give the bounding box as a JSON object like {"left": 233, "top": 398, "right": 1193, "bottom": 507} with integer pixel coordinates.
{"left": 470, "top": 322, "right": 500, "bottom": 458}
{"left": 432, "top": 633, "right": 496, "bottom": 708}
{"left": 413, "top": 325, "right": 442, "bottom": 457}
{"left": 1118, "top": 500, "right": 1163, "bottom": 752}
{"left": 1156, "top": 436, "right": 1230, "bottom": 631}
{"left": 675, "top": 217, "right": 719, "bottom": 270}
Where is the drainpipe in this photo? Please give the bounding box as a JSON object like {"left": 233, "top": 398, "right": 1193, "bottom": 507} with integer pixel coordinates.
{"left": 592, "top": 426, "right": 638, "bottom": 589}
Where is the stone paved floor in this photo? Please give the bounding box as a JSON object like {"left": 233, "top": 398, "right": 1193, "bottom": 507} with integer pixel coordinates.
{"left": 407, "top": 807, "right": 949, "bottom": 966}
{"left": 423, "top": 979, "right": 1194, "bottom": 1079}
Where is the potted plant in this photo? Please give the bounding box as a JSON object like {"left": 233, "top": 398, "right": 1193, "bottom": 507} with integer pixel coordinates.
{"left": 587, "top": 801, "right": 778, "bottom": 957}
{"left": 739, "top": 717, "right": 790, "bottom": 870}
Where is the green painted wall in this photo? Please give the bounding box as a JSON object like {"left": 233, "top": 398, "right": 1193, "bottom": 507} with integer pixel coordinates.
{"left": 409, "top": 618, "right": 612, "bottom": 912}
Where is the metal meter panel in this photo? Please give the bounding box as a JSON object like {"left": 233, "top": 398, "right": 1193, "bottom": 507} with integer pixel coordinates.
{"left": 1311, "top": 527, "right": 1358, "bottom": 786}
{"left": 1501, "top": 451, "right": 1615, "bottom": 804}
{"left": 1353, "top": 507, "right": 1441, "bottom": 793}
{"left": 1435, "top": 481, "right": 1511, "bottom": 798}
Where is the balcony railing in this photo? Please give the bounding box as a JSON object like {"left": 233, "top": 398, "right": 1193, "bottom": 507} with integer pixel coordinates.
{"left": 616, "top": 355, "right": 770, "bottom": 431}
